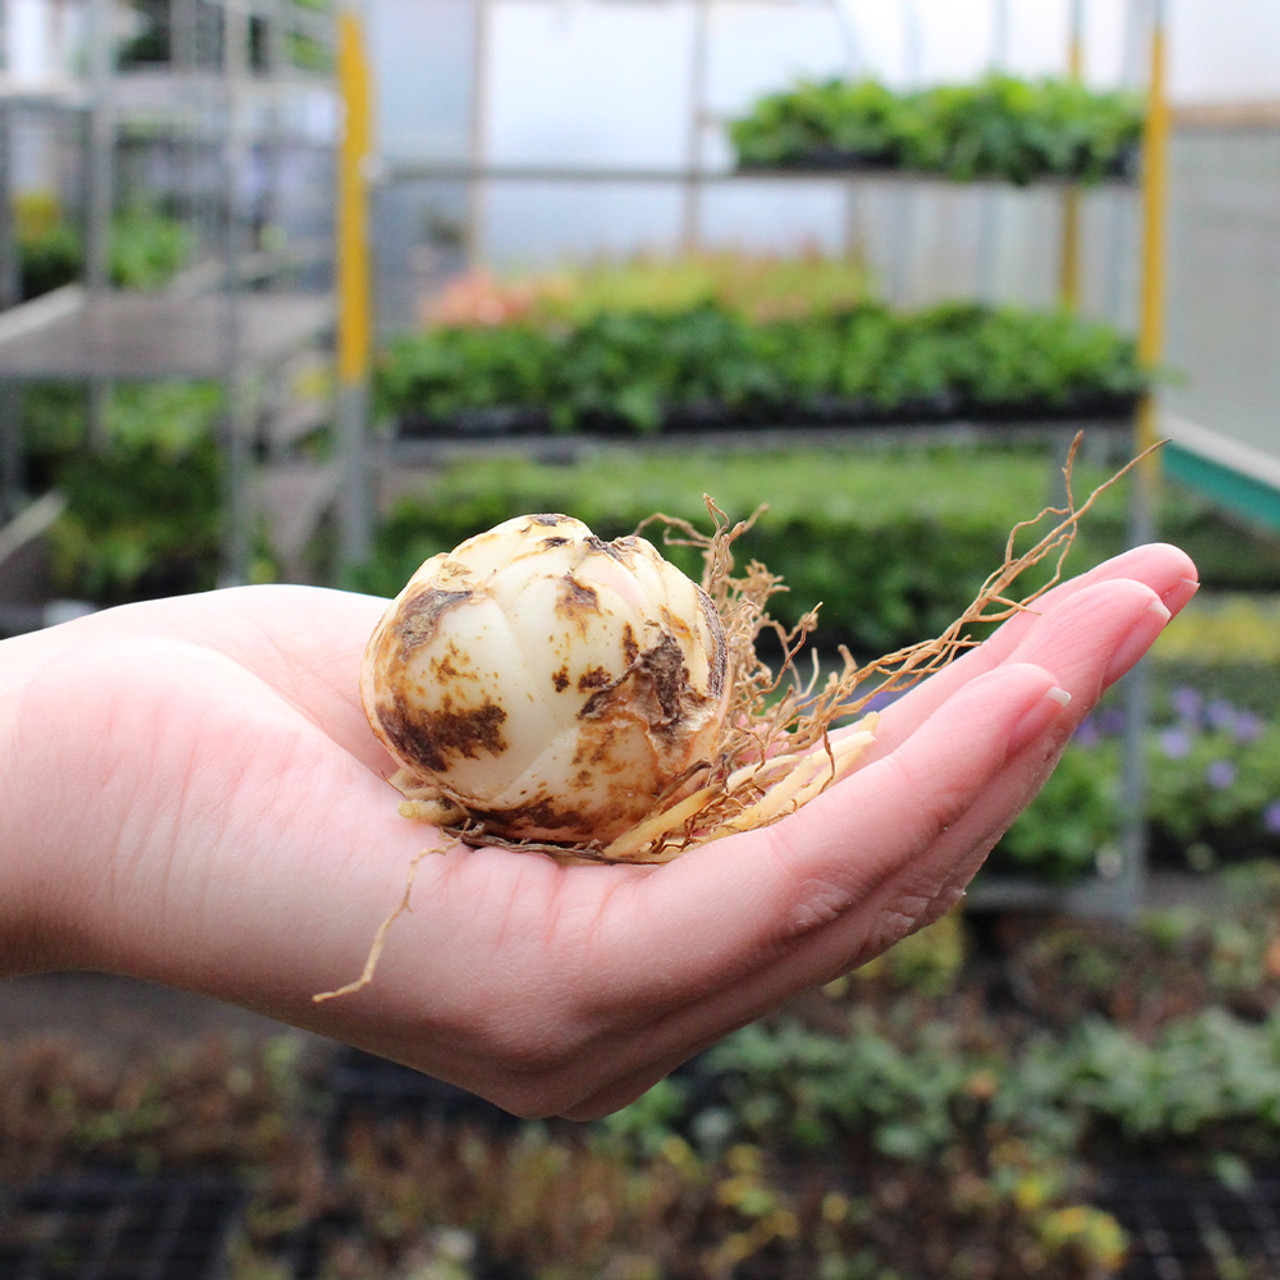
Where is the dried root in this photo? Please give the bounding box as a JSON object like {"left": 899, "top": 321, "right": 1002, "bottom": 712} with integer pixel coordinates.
{"left": 312, "top": 842, "right": 455, "bottom": 1003}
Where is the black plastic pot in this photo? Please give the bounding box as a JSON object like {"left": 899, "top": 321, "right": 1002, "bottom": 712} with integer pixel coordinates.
{"left": 0, "top": 1172, "right": 243, "bottom": 1280}
{"left": 323, "top": 1046, "right": 523, "bottom": 1149}
{"left": 1097, "top": 1166, "right": 1280, "bottom": 1279}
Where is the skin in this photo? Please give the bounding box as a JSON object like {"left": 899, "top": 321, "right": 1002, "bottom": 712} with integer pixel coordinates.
{"left": 0, "top": 542, "right": 1197, "bottom": 1120}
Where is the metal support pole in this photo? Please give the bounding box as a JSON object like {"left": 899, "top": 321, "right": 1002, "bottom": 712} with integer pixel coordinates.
{"left": 680, "top": 0, "right": 711, "bottom": 254}
{"left": 85, "top": 0, "right": 115, "bottom": 454}
{"left": 0, "top": 382, "right": 21, "bottom": 523}
{"left": 1059, "top": 0, "right": 1085, "bottom": 312}
{"left": 1136, "top": 0, "right": 1171, "bottom": 467}
{"left": 336, "top": 5, "right": 374, "bottom": 570}
{"left": 85, "top": 0, "right": 114, "bottom": 295}
{"left": 975, "top": 0, "right": 1010, "bottom": 302}
{"left": 219, "top": 0, "right": 254, "bottom": 586}
{"left": 1116, "top": 0, "right": 1171, "bottom": 916}
{"left": 0, "top": 94, "right": 19, "bottom": 509}
{"left": 888, "top": 0, "right": 923, "bottom": 306}
{"left": 0, "top": 93, "right": 20, "bottom": 506}
{"left": 465, "top": 0, "right": 491, "bottom": 269}
{"left": 0, "top": 104, "right": 19, "bottom": 310}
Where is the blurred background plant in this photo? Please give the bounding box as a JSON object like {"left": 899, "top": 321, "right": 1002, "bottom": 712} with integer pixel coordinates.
{"left": 13, "top": 191, "right": 192, "bottom": 300}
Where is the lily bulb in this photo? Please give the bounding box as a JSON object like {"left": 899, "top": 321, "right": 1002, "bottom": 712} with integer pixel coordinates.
{"left": 361, "top": 513, "right": 731, "bottom": 844}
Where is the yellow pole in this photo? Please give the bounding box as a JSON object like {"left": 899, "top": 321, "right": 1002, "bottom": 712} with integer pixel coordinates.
{"left": 337, "top": 8, "right": 373, "bottom": 388}
{"left": 336, "top": 6, "right": 375, "bottom": 566}
{"left": 1136, "top": 0, "right": 1170, "bottom": 503}
{"left": 1059, "top": 0, "right": 1084, "bottom": 311}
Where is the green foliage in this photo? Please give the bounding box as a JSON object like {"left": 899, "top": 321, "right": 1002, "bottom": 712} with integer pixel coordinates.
{"left": 729, "top": 74, "right": 1144, "bottom": 185}
{"left": 1023, "top": 1008, "right": 1280, "bottom": 1152}
{"left": 708, "top": 1012, "right": 993, "bottom": 1159}
{"left": 992, "top": 678, "right": 1280, "bottom": 882}
{"left": 108, "top": 207, "right": 193, "bottom": 289}
{"left": 993, "top": 737, "right": 1123, "bottom": 883}
{"left": 654, "top": 999, "right": 1280, "bottom": 1171}
{"left": 47, "top": 382, "right": 224, "bottom": 603}
{"left": 346, "top": 445, "right": 1134, "bottom": 654}
{"left": 10, "top": 881, "right": 1280, "bottom": 1279}
{"left": 16, "top": 222, "right": 84, "bottom": 301}
{"left": 14, "top": 204, "right": 191, "bottom": 298}
{"left": 729, "top": 77, "right": 907, "bottom": 170}
{"left": 351, "top": 444, "right": 1280, "bottom": 885}
{"left": 1143, "top": 686, "right": 1280, "bottom": 868}
{"left": 378, "top": 301, "right": 1147, "bottom": 435}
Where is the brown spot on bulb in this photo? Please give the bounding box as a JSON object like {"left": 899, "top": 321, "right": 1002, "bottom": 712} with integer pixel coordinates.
{"left": 466, "top": 795, "right": 588, "bottom": 841}
{"left": 377, "top": 694, "right": 509, "bottom": 775}
{"left": 577, "top": 666, "right": 612, "bottom": 692}
{"left": 621, "top": 623, "right": 640, "bottom": 665}
{"left": 579, "top": 632, "right": 707, "bottom": 739}
{"left": 556, "top": 574, "right": 601, "bottom": 627}
{"left": 394, "top": 588, "right": 473, "bottom": 663}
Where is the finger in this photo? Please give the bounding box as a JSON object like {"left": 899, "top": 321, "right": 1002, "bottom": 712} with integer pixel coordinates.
{"left": 866, "top": 543, "right": 1194, "bottom": 756}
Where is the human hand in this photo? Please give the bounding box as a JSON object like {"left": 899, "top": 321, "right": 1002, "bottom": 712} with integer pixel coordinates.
{"left": 0, "top": 542, "right": 1197, "bottom": 1119}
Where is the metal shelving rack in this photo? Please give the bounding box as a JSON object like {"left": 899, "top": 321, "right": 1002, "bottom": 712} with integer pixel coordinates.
{"left": 0, "top": 0, "right": 338, "bottom": 584}
{"left": 332, "top": 0, "right": 1170, "bottom": 913}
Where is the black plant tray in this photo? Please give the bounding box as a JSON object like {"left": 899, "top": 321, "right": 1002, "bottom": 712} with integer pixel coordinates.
{"left": 395, "top": 392, "right": 1140, "bottom": 444}
{"left": 1098, "top": 1166, "right": 1280, "bottom": 1279}
{"left": 734, "top": 144, "right": 1140, "bottom": 186}
{"left": 0, "top": 1171, "right": 243, "bottom": 1280}
{"left": 324, "top": 1046, "right": 523, "bottom": 1146}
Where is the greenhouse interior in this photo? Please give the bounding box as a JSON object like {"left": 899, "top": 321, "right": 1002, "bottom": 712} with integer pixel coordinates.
{"left": 3, "top": 0, "right": 1280, "bottom": 1276}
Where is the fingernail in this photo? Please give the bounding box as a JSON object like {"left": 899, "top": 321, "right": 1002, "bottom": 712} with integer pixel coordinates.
{"left": 1161, "top": 576, "right": 1200, "bottom": 615}
{"left": 1103, "top": 598, "right": 1173, "bottom": 686}
{"left": 1008, "top": 685, "right": 1072, "bottom": 756}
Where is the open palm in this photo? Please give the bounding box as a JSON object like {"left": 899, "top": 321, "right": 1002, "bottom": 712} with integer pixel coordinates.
{"left": 0, "top": 541, "right": 1196, "bottom": 1119}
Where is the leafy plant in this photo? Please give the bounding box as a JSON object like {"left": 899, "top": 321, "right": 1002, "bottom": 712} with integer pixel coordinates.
{"left": 729, "top": 74, "right": 1144, "bottom": 185}
{"left": 108, "top": 206, "right": 192, "bottom": 289}
{"left": 991, "top": 678, "right": 1280, "bottom": 883}
{"left": 48, "top": 381, "right": 225, "bottom": 603}
{"left": 13, "top": 202, "right": 192, "bottom": 298}
{"left": 993, "top": 735, "right": 1123, "bottom": 883}
{"left": 347, "top": 445, "right": 1141, "bottom": 653}
{"left": 379, "top": 300, "right": 1147, "bottom": 434}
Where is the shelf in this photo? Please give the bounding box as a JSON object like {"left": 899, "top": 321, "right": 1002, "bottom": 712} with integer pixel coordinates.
{"left": 376, "top": 157, "right": 1136, "bottom": 188}
{"left": 0, "top": 289, "right": 332, "bottom": 381}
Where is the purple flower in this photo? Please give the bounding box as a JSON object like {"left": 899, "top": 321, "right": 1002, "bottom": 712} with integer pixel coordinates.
{"left": 1074, "top": 717, "right": 1103, "bottom": 748}
{"left": 1231, "top": 712, "right": 1263, "bottom": 743}
{"left": 1159, "top": 727, "right": 1193, "bottom": 759}
{"left": 1170, "top": 686, "right": 1204, "bottom": 724}
{"left": 1265, "top": 802, "right": 1280, "bottom": 835}
{"left": 1206, "top": 759, "right": 1237, "bottom": 790}
{"left": 1095, "top": 707, "right": 1127, "bottom": 738}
